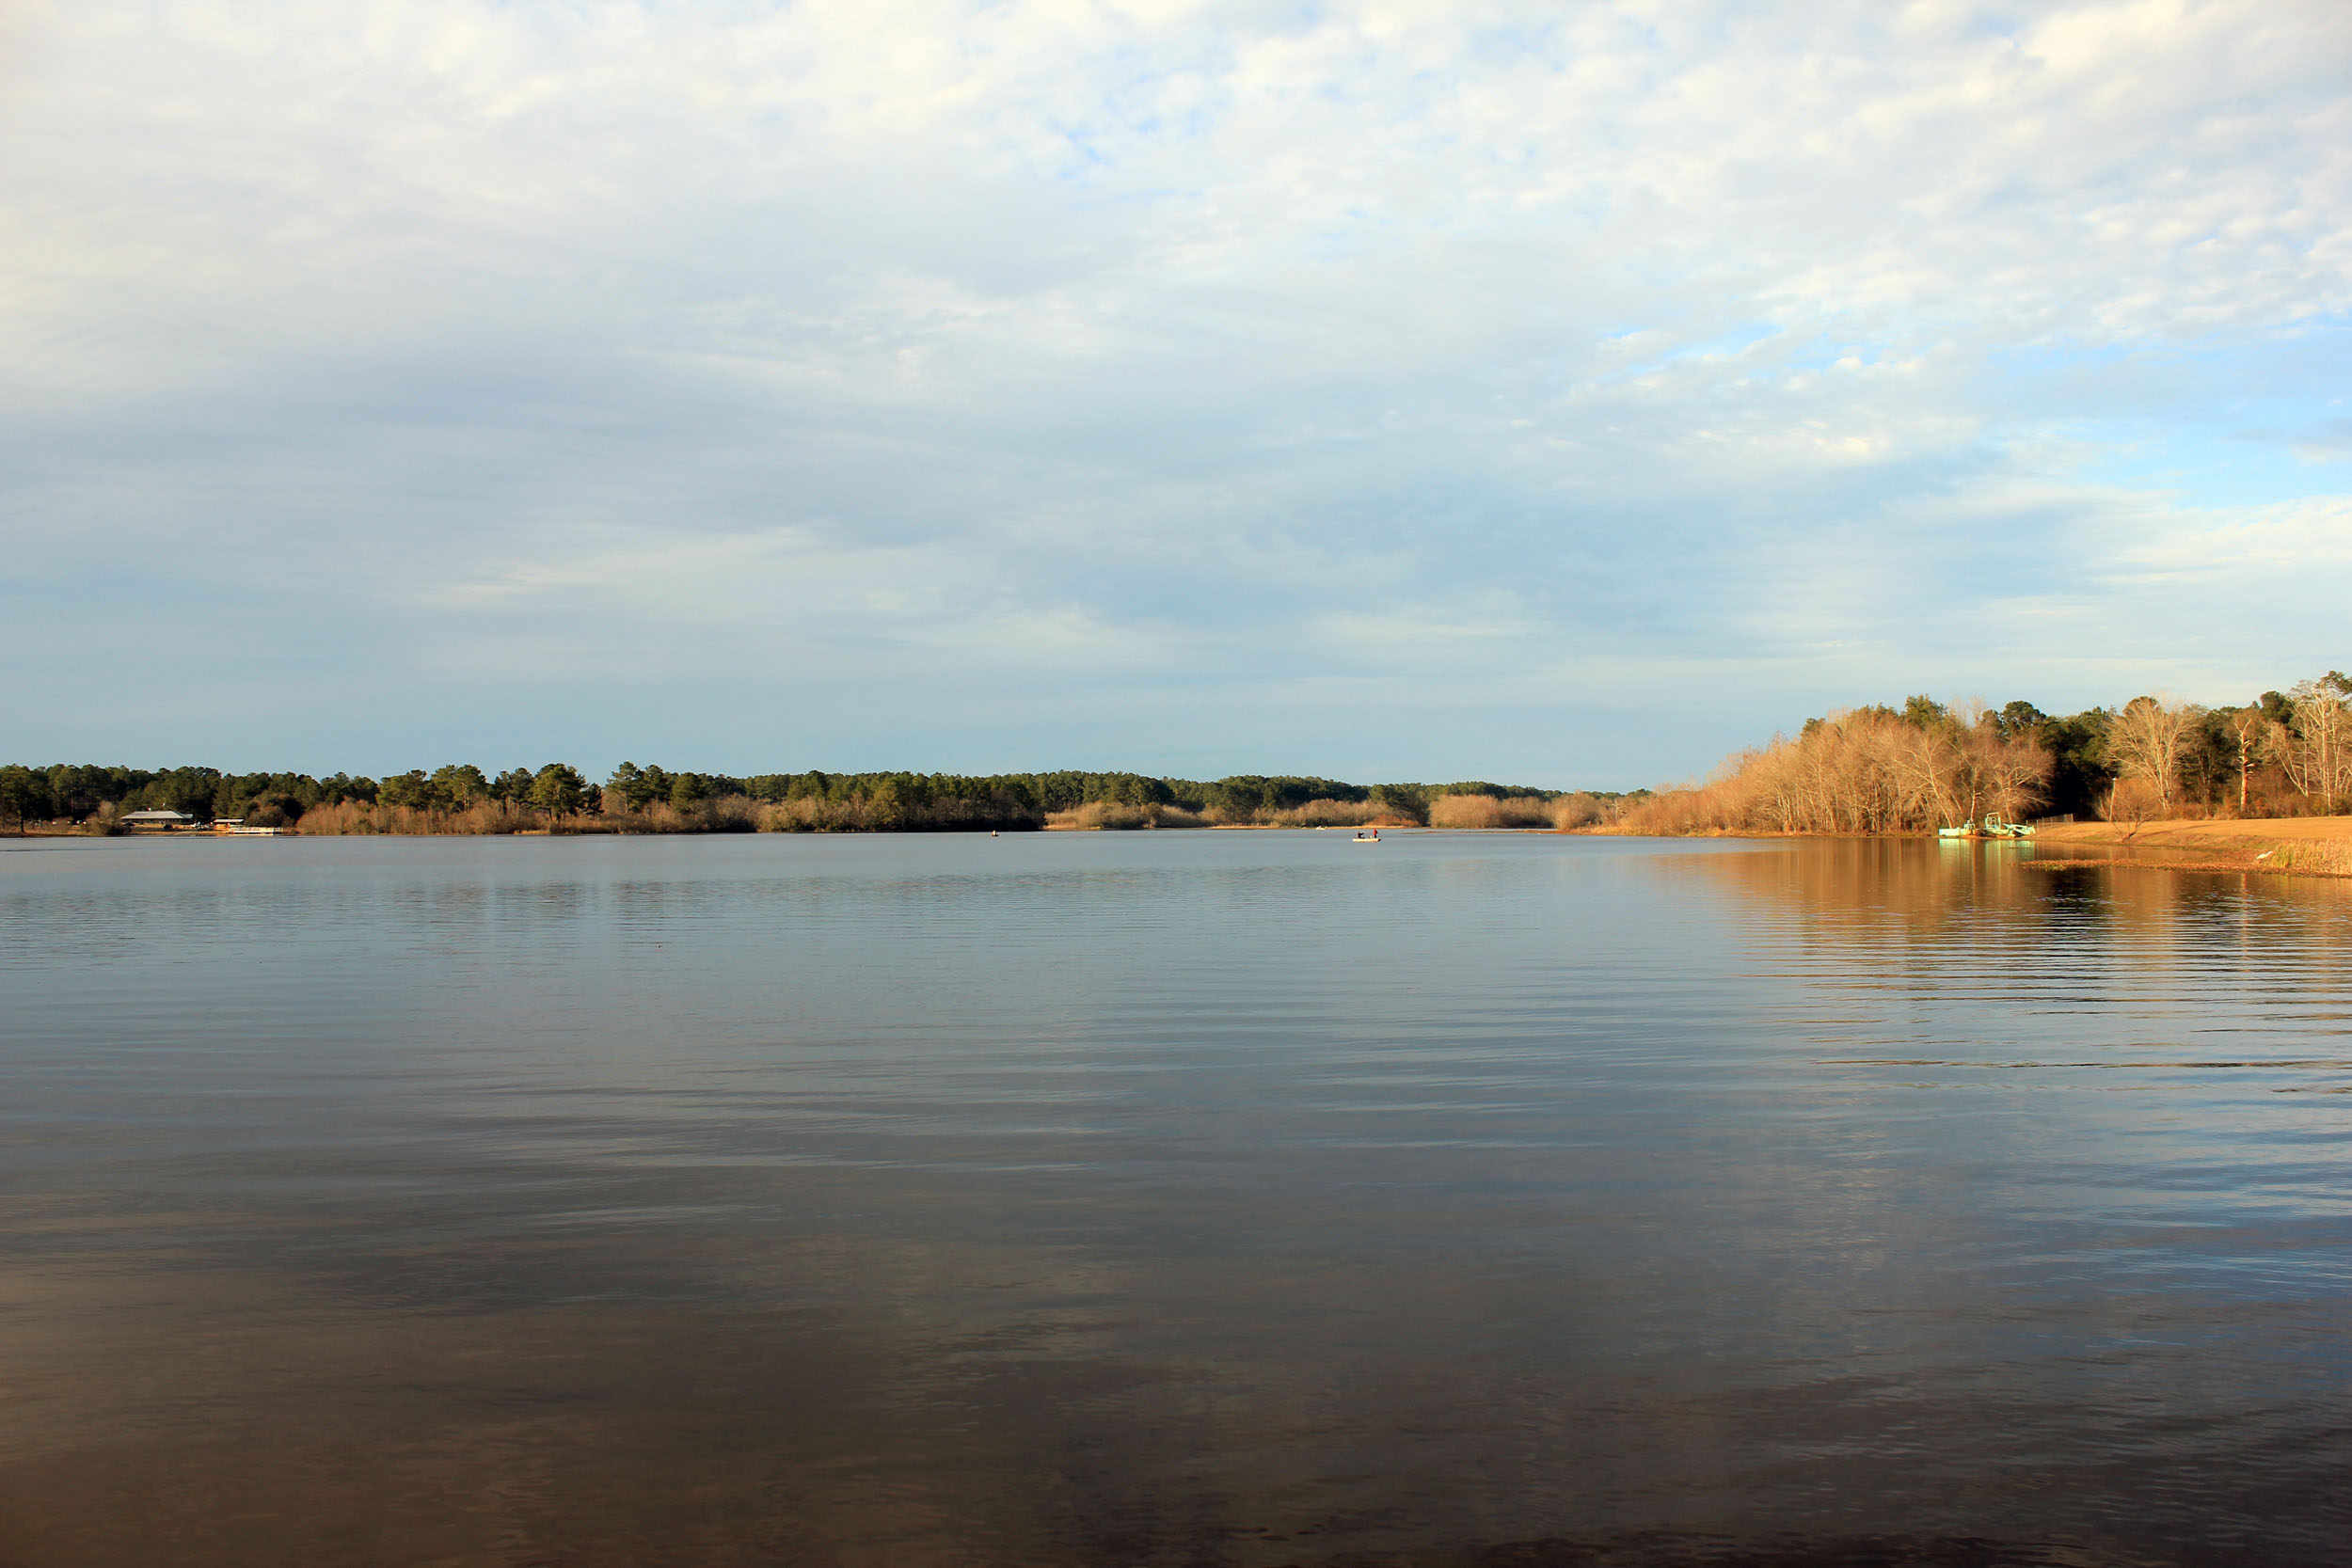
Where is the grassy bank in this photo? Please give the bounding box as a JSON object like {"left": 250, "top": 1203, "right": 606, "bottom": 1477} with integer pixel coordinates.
{"left": 2028, "top": 816, "right": 2352, "bottom": 878}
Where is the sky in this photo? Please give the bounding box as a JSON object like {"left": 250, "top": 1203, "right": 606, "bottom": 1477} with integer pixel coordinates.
{"left": 3, "top": 0, "right": 2348, "bottom": 787}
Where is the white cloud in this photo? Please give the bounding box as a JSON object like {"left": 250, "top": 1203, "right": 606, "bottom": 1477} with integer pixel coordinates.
{"left": 1, "top": 0, "right": 2347, "bottom": 778}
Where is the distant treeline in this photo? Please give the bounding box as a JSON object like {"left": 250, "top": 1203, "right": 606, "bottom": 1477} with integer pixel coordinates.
{"left": 1617, "top": 673, "right": 2352, "bottom": 835}
{"left": 0, "top": 760, "right": 1634, "bottom": 835}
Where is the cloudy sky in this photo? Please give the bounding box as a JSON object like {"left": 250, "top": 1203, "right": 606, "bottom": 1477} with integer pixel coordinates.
{"left": 4, "top": 0, "right": 2347, "bottom": 784}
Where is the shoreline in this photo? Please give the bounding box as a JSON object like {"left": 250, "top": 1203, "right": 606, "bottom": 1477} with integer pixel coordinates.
{"left": 13, "top": 816, "right": 2348, "bottom": 875}
{"left": 2026, "top": 817, "right": 2352, "bottom": 878}
{"left": 1585, "top": 816, "right": 2352, "bottom": 878}
{"left": 10, "top": 820, "right": 1523, "bottom": 841}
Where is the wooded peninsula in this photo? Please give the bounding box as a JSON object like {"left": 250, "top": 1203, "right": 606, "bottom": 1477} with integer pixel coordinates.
{"left": 1612, "top": 673, "right": 2350, "bottom": 833}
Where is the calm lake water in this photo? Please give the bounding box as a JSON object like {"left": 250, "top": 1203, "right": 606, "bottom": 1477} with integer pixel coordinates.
{"left": 3, "top": 832, "right": 2349, "bottom": 1567}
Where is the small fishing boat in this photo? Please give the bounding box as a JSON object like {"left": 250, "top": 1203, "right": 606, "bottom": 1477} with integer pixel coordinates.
{"left": 1938, "top": 815, "right": 2036, "bottom": 840}
{"left": 1352, "top": 829, "right": 1381, "bottom": 843}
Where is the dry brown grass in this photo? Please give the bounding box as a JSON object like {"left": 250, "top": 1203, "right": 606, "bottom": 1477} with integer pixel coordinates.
{"left": 2037, "top": 816, "right": 2352, "bottom": 847}
{"left": 758, "top": 796, "right": 874, "bottom": 832}
{"left": 594, "top": 797, "right": 764, "bottom": 832}
{"left": 1426, "top": 794, "right": 1559, "bottom": 830}
{"left": 2033, "top": 816, "right": 2352, "bottom": 876}
{"left": 2270, "top": 840, "right": 2352, "bottom": 876}
{"left": 296, "top": 800, "right": 548, "bottom": 835}
{"left": 1044, "top": 798, "right": 1438, "bottom": 830}
{"left": 597, "top": 801, "right": 693, "bottom": 833}
{"left": 1263, "top": 798, "right": 1389, "bottom": 828}
{"left": 1549, "top": 792, "right": 1608, "bottom": 831}
{"left": 758, "top": 790, "right": 1043, "bottom": 832}
{"left": 1604, "top": 776, "right": 1763, "bottom": 835}
{"left": 705, "top": 795, "right": 759, "bottom": 832}
{"left": 1044, "top": 801, "right": 1210, "bottom": 831}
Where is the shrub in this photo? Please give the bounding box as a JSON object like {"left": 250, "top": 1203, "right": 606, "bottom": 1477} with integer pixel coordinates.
{"left": 1428, "top": 794, "right": 1556, "bottom": 829}
{"left": 1046, "top": 801, "right": 1210, "bottom": 830}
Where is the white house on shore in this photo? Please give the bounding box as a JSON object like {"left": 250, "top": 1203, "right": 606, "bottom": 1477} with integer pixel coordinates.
{"left": 120, "top": 809, "right": 198, "bottom": 831}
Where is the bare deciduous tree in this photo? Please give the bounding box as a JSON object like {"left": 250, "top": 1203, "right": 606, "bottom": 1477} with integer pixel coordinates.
{"left": 1974, "top": 723, "right": 2054, "bottom": 823}
{"left": 2226, "top": 706, "right": 2266, "bottom": 816}
{"left": 1617, "top": 705, "right": 2050, "bottom": 834}
{"left": 2104, "top": 695, "right": 2200, "bottom": 812}
{"left": 2272, "top": 677, "right": 2352, "bottom": 812}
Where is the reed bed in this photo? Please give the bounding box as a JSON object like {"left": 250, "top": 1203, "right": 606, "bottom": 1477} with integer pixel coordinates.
{"left": 1549, "top": 792, "right": 1609, "bottom": 830}
{"left": 1042, "top": 794, "right": 1597, "bottom": 832}
{"left": 2270, "top": 840, "right": 2352, "bottom": 877}
{"left": 1427, "top": 794, "right": 1563, "bottom": 830}
{"left": 1255, "top": 798, "right": 1426, "bottom": 828}
{"left": 294, "top": 800, "right": 553, "bottom": 835}
{"left": 1045, "top": 801, "right": 1210, "bottom": 831}
{"left": 757, "top": 793, "right": 1044, "bottom": 832}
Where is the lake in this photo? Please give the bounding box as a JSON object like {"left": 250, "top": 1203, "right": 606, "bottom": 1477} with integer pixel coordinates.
{"left": 3, "top": 832, "right": 2348, "bottom": 1566}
